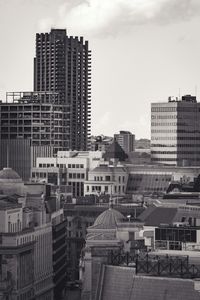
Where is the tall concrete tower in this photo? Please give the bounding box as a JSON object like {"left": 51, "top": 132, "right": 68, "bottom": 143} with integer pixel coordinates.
{"left": 34, "top": 29, "right": 91, "bottom": 151}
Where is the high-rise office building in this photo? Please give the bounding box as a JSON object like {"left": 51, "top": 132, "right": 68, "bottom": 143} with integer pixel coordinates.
{"left": 151, "top": 95, "right": 200, "bottom": 166}
{"left": 34, "top": 29, "right": 91, "bottom": 151}
{"left": 114, "top": 131, "right": 135, "bottom": 154}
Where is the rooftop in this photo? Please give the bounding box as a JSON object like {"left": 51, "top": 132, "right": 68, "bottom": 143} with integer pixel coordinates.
{"left": 95, "top": 265, "right": 200, "bottom": 300}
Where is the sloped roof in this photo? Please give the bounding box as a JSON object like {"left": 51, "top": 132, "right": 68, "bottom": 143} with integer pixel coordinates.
{"left": 138, "top": 206, "right": 178, "bottom": 226}
{"left": 97, "top": 265, "right": 200, "bottom": 300}
{"left": 103, "top": 140, "right": 128, "bottom": 161}
{"left": 91, "top": 165, "right": 127, "bottom": 174}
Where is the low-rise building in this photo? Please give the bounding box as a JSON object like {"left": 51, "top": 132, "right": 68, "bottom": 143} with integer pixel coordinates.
{"left": 84, "top": 162, "right": 128, "bottom": 196}
{"left": 64, "top": 201, "right": 144, "bottom": 282}
{"left": 31, "top": 151, "right": 103, "bottom": 197}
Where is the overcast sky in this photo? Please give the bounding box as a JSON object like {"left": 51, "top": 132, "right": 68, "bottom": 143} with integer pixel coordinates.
{"left": 1, "top": 0, "right": 200, "bottom": 139}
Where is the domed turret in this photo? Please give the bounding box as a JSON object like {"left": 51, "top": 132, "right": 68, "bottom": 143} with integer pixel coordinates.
{"left": 0, "top": 168, "right": 22, "bottom": 182}
{"left": 93, "top": 208, "right": 124, "bottom": 229}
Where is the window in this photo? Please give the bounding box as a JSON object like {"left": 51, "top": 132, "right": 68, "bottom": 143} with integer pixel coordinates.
{"left": 68, "top": 164, "right": 71, "bottom": 168}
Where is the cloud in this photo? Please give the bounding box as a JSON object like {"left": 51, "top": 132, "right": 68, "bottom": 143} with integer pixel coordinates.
{"left": 94, "top": 111, "right": 112, "bottom": 134}
{"left": 38, "top": 0, "right": 200, "bottom": 36}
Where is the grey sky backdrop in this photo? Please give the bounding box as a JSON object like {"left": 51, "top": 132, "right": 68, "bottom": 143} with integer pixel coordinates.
{"left": 1, "top": 0, "right": 200, "bottom": 139}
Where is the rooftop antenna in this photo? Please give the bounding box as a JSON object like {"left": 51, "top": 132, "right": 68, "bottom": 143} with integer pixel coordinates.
{"left": 178, "top": 88, "right": 181, "bottom": 100}
{"left": 195, "top": 85, "right": 198, "bottom": 98}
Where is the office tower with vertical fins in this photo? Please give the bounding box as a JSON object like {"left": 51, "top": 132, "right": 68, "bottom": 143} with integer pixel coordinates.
{"left": 34, "top": 29, "right": 91, "bottom": 151}
{"left": 151, "top": 95, "right": 200, "bottom": 166}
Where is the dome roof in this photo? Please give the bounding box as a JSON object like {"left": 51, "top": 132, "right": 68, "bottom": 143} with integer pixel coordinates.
{"left": 93, "top": 208, "right": 124, "bottom": 229}
{"left": 0, "top": 168, "right": 21, "bottom": 181}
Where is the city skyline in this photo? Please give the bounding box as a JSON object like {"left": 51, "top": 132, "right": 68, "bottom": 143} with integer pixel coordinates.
{"left": 1, "top": 0, "right": 200, "bottom": 138}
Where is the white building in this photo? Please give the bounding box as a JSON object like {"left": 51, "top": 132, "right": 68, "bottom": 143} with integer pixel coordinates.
{"left": 31, "top": 151, "right": 103, "bottom": 197}
{"left": 84, "top": 162, "right": 128, "bottom": 197}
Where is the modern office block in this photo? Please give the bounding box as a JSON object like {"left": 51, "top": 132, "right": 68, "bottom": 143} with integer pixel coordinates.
{"left": 34, "top": 29, "right": 91, "bottom": 151}
{"left": 151, "top": 95, "right": 200, "bottom": 166}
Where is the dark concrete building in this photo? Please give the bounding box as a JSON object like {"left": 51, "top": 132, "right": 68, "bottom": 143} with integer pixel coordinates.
{"left": 52, "top": 219, "right": 67, "bottom": 300}
{"left": 0, "top": 91, "right": 70, "bottom": 180}
{"left": 34, "top": 29, "right": 91, "bottom": 151}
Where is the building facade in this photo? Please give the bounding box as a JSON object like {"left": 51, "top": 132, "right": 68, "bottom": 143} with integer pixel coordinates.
{"left": 114, "top": 131, "right": 135, "bottom": 154}
{"left": 151, "top": 95, "right": 200, "bottom": 166}
{"left": 0, "top": 168, "right": 54, "bottom": 300}
{"left": 31, "top": 151, "right": 103, "bottom": 197}
{"left": 34, "top": 29, "right": 91, "bottom": 151}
